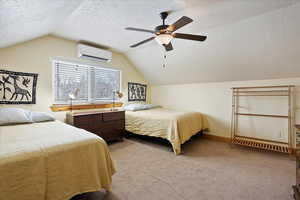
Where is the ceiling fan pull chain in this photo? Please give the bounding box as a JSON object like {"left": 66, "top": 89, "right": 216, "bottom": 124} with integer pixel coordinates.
{"left": 163, "top": 51, "right": 167, "bottom": 68}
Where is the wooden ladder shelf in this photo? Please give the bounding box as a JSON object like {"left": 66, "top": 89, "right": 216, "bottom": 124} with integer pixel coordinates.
{"left": 230, "top": 85, "right": 295, "bottom": 154}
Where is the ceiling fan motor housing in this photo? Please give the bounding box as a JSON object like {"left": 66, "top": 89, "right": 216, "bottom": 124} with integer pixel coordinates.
{"left": 155, "top": 25, "right": 169, "bottom": 33}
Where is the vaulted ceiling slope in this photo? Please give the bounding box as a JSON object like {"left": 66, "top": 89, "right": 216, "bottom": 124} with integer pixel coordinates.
{"left": 1, "top": 0, "right": 300, "bottom": 84}
{"left": 126, "top": 1, "right": 300, "bottom": 84}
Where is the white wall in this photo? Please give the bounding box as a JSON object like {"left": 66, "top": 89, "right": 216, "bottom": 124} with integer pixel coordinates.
{"left": 0, "top": 35, "right": 149, "bottom": 121}
{"left": 151, "top": 78, "right": 300, "bottom": 143}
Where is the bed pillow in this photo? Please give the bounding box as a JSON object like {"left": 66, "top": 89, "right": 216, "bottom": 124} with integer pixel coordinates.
{"left": 30, "top": 111, "right": 55, "bottom": 123}
{"left": 143, "top": 104, "right": 160, "bottom": 110}
{"left": 123, "top": 103, "right": 147, "bottom": 111}
{"left": 0, "top": 108, "right": 32, "bottom": 125}
{"left": 124, "top": 104, "right": 160, "bottom": 111}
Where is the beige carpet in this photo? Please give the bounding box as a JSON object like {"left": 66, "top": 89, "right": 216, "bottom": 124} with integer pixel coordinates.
{"left": 71, "top": 135, "right": 295, "bottom": 200}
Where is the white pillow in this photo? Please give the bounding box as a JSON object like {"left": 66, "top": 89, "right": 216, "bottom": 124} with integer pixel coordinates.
{"left": 124, "top": 104, "right": 160, "bottom": 111}
{"left": 124, "top": 103, "right": 147, "bottom": 111}
{"left": 30, "top": 111, "right": 55, "bottom": 123}
{"left": 0, "top": 108, "right": 32, "bottom": 125}
{"left": 143, "top": 104, "right": 160, "bottom": 110}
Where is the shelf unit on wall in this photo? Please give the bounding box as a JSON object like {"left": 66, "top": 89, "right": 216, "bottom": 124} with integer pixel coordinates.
{"left": 230, "top": 85, "right": 295, "bottom": 153}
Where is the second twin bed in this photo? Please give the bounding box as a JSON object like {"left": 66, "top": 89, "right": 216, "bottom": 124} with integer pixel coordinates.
{"left": 125, "top": 107, "right": 208, "bottom": 155}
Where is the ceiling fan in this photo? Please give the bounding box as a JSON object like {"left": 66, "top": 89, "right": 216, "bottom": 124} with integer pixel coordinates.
{"left": 125, "top": 12, "right": 207, "bottom": 51}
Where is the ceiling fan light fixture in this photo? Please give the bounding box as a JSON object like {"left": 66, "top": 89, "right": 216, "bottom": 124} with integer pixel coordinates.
{"left": 155, "top": 34, "right": 173, "bottom": 45}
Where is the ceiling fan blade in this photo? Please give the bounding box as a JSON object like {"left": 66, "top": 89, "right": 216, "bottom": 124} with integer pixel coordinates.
{"left": 130, "top": 37, "right": 155, "bottom": 48}
{"left": 173, "top": 33, "right": 207, "bottom": 41}
{"left": 125, "top": 27, "right": 155, "bottom": 34}
{"left": 163, "top": 42, "right": 173, "bottom": 51}
{"left": 167, "top": 16, "right": 193, "bottom": 32}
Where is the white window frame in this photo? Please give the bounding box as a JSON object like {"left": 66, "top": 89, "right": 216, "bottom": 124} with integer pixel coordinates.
{"left": 52, "top": 59, "right": 122, "bottom": 105}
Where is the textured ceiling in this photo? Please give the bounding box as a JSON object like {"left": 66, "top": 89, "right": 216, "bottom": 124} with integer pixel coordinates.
{"left": 0, "top": 0, "right": 297, "bottom": 51}
{"left": 126, "top": 1, "right": 300, "bottom": 84}
{"left": 0, "top": 0, "right": 83, "bottom": 48}
{"left": 1, "top": 0, "right": 300, "bottom": 84}
{"left": 54, "top": 0, "right": 299, "bottom": 52}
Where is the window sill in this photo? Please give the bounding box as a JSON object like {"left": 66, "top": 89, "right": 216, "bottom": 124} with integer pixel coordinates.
{"left": 50, "top": 102, "right": 123, "bottom": 112}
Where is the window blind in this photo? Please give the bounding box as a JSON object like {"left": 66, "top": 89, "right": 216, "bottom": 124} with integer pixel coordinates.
{"left": 92, "top": 67, "right": 120, "bottom": 101}
{"left": 53, "top": 60, "right": 121, "bottom": 104}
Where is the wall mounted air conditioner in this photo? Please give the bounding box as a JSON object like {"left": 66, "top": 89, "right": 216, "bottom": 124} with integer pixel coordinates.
{"left": 77, "top": 44, "right": 112, "bottom": 62}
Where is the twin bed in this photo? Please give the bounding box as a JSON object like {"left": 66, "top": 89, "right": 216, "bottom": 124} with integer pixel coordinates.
{"left": 125, "top": 107, "right": 208, "bottom": 155}
{"left": 0, "top": 106, "right": 207, "bottom": 199}
{"left": 0, "top": 121, "right": 115, "bottom": 200}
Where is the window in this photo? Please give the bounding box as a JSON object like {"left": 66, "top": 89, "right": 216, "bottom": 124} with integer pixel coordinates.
{"left": 53, "top": 60, "right": 121, "bottom": 104}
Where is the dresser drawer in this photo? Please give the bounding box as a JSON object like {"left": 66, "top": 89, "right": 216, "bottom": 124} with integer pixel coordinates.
{"left": 75, "top": 123, "right": 92, "bottom": 131}
{"left": 98, "top": 128, "right": 123, "bottom": 141}
{"left": 103, "top": 111, "right": 124, "bottom": 121}
{"left": 74, "top": 114, "right": 102, "bottom": 124}
{"left": 68, "top": 111, "right": 124, "bottom": 143}
{"left": 102, "top": 119, "right": 124, "bottom": 129}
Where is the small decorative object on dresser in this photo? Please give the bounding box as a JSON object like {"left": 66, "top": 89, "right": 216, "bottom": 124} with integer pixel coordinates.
{"left": 112, "top": 90, "right": 123, "bottom": 111}
{"left": 66, "top": 110, "right": 125, "bottom": 142}
{"left": 68, "top": 88, "right": 80, "bottom": 112}
{"left": 293, "top": 124, "right": 300, "bottom": 200}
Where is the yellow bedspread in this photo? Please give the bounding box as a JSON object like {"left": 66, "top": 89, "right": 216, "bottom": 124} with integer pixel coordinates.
{"left": 125, "top": 108, "right": 208, "bottom": 155}
{"left": 0, "top": 121, "right": 116, "bottom": 200}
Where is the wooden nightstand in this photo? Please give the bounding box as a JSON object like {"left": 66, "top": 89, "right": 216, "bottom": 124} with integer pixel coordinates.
{"left": 66, "top": 110, "right": 125, "bottom": 142}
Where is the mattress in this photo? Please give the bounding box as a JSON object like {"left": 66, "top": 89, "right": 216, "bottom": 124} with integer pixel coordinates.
{"left": 0, "top": 121, "right": 116, "bottom": 200}
{"left": 125, "top": 108, "right": 208, "bottom": 154}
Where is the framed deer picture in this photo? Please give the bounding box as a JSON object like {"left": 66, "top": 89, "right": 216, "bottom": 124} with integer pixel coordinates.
{"left": 0, "top": 70, "right": 38, "bottom": 104}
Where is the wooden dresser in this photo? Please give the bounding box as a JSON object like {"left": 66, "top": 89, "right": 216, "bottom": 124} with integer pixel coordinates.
{"left": 66, "top": 110, "right": 125, "bottom": 142}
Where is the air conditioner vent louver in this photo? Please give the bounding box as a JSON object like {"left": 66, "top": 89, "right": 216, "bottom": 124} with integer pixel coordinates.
{"left": 77, "top": 44, "right": 112, "bottom": 63}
